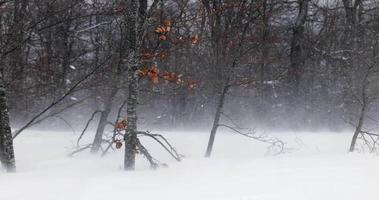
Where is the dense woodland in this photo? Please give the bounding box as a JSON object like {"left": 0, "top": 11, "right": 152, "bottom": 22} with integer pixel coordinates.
{"left": 1, "top": 0, "right": 379, "bottom": 172}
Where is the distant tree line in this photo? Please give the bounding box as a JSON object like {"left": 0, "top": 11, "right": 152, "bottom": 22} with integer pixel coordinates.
{"left": 2, "top": 0, "right": 379, "bottom": 171}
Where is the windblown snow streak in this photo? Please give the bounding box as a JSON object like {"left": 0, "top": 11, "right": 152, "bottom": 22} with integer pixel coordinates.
{"left": 1, "top": 131, "right": 379, "bottom": 200}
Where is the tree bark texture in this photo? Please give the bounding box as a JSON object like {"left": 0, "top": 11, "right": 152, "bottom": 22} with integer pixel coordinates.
{"left": 0, "top": 83, "right": 16, "bottom": 172}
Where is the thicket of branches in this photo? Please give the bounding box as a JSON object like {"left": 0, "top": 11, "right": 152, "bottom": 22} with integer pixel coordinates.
{"left": 1, "top": 0, "right": 378, "bottom": 132}
{"left": 1, "top": 0, "right": 379, "bottom": 171}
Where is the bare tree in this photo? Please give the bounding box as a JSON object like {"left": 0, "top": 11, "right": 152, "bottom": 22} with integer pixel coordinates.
{"left": 204, "top": 1, "right": 259, "bottom": 157}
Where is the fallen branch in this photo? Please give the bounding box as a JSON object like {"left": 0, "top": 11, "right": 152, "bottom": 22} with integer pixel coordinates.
{"left": 136, "top": 138, "right": 159, "bottom": 169}
{"left": 68, "top": 144, "right": 93, "bottom": 157}
{"left": 137, "top": 131, "right": 182, "bottom": 161}
{"left": 218, "top": 124, "right": 287, "bottom": 155}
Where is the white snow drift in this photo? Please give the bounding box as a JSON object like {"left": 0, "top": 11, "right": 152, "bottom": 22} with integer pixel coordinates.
{"left": 1, "top": 130, "right": 379, "bottom": 200}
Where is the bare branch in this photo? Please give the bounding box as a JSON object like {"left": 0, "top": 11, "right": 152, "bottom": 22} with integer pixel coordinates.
{"left": 137, "top": 131, "right": 182, "bottom": 161}
{"left": 76, "top": 110, "right": 102, "bottom": 147}
{"left": 218, "top": 124, "right": 288, "bottom": 155}
{"left": 13, "top": 54, "right": 114, "bottom": 139}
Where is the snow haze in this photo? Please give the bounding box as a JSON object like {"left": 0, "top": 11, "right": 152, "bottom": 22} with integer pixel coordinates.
{"left": 1, "top": 130, "right": 379, "bottom": 200}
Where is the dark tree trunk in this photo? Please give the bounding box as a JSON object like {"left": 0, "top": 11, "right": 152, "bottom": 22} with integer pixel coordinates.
{"left": 349, "top": 71, "right": 368, "bottom": 152}
{"left": 124, "top": 55, "right": 139, "bottom": 170}
{"left": 288, "top": 0, "right": 309, "bottom": 99}
{"left": 343, "top": 0, "right": 364, "bottom": 153}
{"left": 90, "top": 87, "right": 118, "bottom": 153}
{"left": 10, "top": 0, "right": 28, "bottom": 82}
{"left": 349, "top": 102, "right": 365, "bottom": 152}
{"left": 205, "top": 84, "right": 229, "bottom": 157}
{"left": 203, "top": 1, "right": 252, "bottom": 157}
{"left": 124, "top": 0, "right": 140, "bottom": 170}
{"left": 60, "top": 20, "right": 73, "bottom": 90}
{"left": 342, "top": 0, "right": 361, "bottom": 26}
{"left": 0, "top": 83, "right": 16, "bottom": 172}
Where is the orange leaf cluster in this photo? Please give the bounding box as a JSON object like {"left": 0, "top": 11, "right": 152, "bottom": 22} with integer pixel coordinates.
{"left": 159, "top": 35, "right": 167, "bottom": 41}
{"left": 155, "top": 19, "right": 172, "bottom": 41}
{"left": 115, "top": 119, "right": 128, "bottom": 131}
{"left": 139, "top": 66, "right": 159, "bottom": 84}
{"left": 190, "top": 34, "right": 199, "bottom": 45}
{"left": 138, "top": 66, "right": 198, "bottom": 89}
{"left": 171, "top": 35, "right": 201, "bottom": 45}
{"left": 163, "top": 19, "right": 172, "bottom": 27}
{"left": 163, "top": 71, "right": 183, "bottom": 84}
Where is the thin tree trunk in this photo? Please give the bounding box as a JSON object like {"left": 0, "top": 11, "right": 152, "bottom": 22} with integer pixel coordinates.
{"left": 343, "top": 0, "right": 363, "bottom": 153}
{"left": 288, "top": 0, "right": 309, "bottom": 98}
{"left": 342, "top": 0, "right": 361, "bottom": 26}
{"left": 205, "top": 84, "right": 229, "bottom": 157}
{"left": 0, "top": 82, "right": 16, "bottom": 172}
{"left": 349, "top": 102, "right": 365, "bottom": 152}
{"left": 203, "top": 1, "right": 253, "bottom": 157}
{"left": 349, "top": 72, "right": 368, "bottom": 152}
{"left": 11, "top": 0, "right": 28, "bottom": 82}
{"left": 90, "top": 87, "right": 118, "bottom": 153}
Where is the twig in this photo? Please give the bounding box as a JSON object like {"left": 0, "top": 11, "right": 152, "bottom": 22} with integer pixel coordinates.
{"left": 357, "top": 130, "right": 379, "bottom": 153}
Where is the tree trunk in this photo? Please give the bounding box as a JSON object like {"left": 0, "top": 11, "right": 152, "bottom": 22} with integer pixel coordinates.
{"left": 349, "top": 100, "right": 366, "bottom": 152}
{"left": 0, "top": 83, "right": 16, "bottom": 172}
{"left": 343, "top": 0, "right": 363, "bottom": 153}
{"left": 90, "top": 87, "right": 118, "bottom": 153}
{"left": 349, "top": 70, "right": 368, "bottom": 152}
{"left": 124, "top": 0, "right": 140, "bottom": 170}
{"left": 288, "top": 0, "right": 309, "bottom": 99}
{"left": 124, "top": 59, "right": 139, "bottom": 170}
{"left": 342, "top": 0, "right": 361, "bottom": 26}
{"left": 205, "top": 84, "right": 229, "bottom": 157}
{"left": 10, "top": 0, "right": 28, "bottom": 82}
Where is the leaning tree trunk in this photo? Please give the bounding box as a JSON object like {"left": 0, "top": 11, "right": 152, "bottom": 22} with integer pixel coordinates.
{"left": 203, "top": 1, "right": 253, "bottom": 157}
{"left": 205, "top": 84, "right": 229, "bottom": 157}
{"left": 0, "top": 82, "right": 16, "bottom": 172}
{"left": 349, "top": 74, "right": 368, "bottom": 152}
{"left": 90, "top": 87, "right": 118, "bottom": 153}
{"left": 349, "top": 102, "right": 365, "bottom": 152}
{"left": 343, "top": 0, "right": 363, "bottom": 153}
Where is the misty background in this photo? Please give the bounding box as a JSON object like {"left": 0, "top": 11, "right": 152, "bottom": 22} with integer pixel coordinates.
{"left": 0, "top": 0, "right": 378, "bottom": 137}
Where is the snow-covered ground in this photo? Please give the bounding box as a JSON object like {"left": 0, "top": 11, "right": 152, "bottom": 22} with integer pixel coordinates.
{"left": 1, "top": 130, "right": 379, "bottom": 200}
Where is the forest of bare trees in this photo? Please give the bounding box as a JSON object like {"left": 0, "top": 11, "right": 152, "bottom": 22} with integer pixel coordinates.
{"left": 1, "top": 0, "right": 379, "bottom": 172}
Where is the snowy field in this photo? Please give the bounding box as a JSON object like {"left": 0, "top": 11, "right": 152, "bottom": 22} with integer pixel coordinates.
{"left": 1, "top": 130, "right": 379, "bottom": 200}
